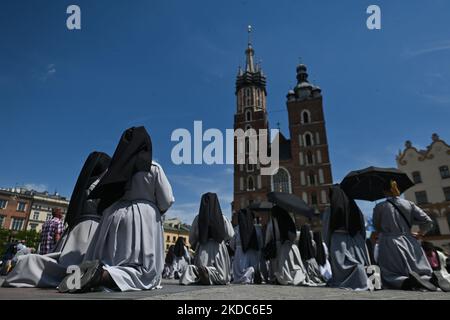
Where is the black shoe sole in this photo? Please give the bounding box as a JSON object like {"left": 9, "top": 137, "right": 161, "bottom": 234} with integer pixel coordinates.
{"left": 409, "top": 271, "right": 437, "bottom": 292}
{"left": 432, "top": 272, "right": 450, "bottom": 292}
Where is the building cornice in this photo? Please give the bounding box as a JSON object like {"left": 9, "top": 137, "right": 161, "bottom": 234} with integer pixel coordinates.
{"left": 397, "top": 138, "right": 450, "bottom": 166}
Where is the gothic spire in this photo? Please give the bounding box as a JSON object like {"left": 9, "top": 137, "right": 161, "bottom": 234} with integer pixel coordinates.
{"left": 245, "top": 25, "right": 255, "bottom": 72}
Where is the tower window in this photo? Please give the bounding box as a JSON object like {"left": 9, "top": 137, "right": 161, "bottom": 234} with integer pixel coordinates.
{"left": 304, "top": 133, "right": 313, "bottom": 146}
{"left": 309, "top": 172, "right": 316, "bottom": 186}
{"left": 311, "top": 192, "right": 318, "bottom": 205}
{"left": 302, "top": 111, "right": 310, "bottom": 124}
{"left": 245, "top": 110, "right": 252, "bottom": 122}
{"left": 247, "top": 176, "right": 255, "bottom": 191}
{"left": 245, "top": 88, "right": 251, "bottom": 106}
{"left": 306, "top": 151, "right": 314, "bottom": 165}
{"left": 272, "top": 168, "right": 291, "bottom": 193}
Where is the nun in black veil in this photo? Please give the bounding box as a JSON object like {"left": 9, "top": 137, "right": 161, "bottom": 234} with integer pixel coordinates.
{"left": 173, "top": 237, "right": 191, "bottom": 279}
{"left": 323, "top": 184, "right": 370, "bottom": 290}
{"left": 162, "top": 245, "right": 176, "bottom": 279}
{"left": 55, "top": 152, "right": 111, "bottom": 263}
{"left": 4, "top": 151, "right": 111, "bottom": 288}
{"left": 313, "top": 231, "right": 332, "bottom": 282}
{"left": 230, "top": 208, "right": 263, "bottom": 284}
{"left": 264, "top": 206, "right": 308, "bottom": 285}
{"left": 180, "top": 193, "right": 234, "bottom": 285}
{"left": 298, "top": 224, "right": 326, "bottom": 286}
{"left": 59, "top": 126, "right": 175, "bottom": 293}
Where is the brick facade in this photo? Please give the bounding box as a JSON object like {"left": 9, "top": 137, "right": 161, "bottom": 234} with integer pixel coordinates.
{"left": 232, "top": 40, "right": 333, "bottom": 230}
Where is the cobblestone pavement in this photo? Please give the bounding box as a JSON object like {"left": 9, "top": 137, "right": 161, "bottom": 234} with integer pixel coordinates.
{"left": 0, "top": 278, "right": 449, "bottom": 300}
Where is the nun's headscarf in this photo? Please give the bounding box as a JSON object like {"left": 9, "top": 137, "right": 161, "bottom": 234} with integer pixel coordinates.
{"left": 89, "top": 127, "right": 152, "bottom": 213}
{"left": 65, "top": 151, "right": 111, "bottom": 229}
{"left": 271, "top": 205, "right": 296, "bottom": 243}
{"left": 329, "top": 184, "right": 365, "bottom": 238}
{"left": 174, "top": 237, "right": 186, "bottom": 258}
{"left": 313, "top": 231, "right": 327, "bottom": 266}
{"left": 298, "top": 224, "right": 316, "bottom": 261}
{"left": 165, "top": 245, "right": 175, "bottom": 265}
{"left": 198, "top": 192, "right": 226, "bottom": 245}
{"left": 238, "top": 208, "right": 259, "bottom": 252}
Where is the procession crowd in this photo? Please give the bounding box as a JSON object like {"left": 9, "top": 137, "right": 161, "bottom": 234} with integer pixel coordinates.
{"left": 2, "top": 126, "right": 450, "bottom": 295}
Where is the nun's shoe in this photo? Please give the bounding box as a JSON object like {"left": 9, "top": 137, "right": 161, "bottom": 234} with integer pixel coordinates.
{"left": 431, "top": 271, "right": 450, "bottom": 292}
{"left": 58, "top": 260, "right": 103, "bottom": 293}
{"left": 198, "top": 266, "right": 211, "bottom": 285}
{"left": 408, "top": 271, "right": 437, "bottom": 292}
{"left": 254, "top": 270, "right": 262, "bottom": 285}
{"left": 78, "top": 260, "right": 104, "bottom": 293}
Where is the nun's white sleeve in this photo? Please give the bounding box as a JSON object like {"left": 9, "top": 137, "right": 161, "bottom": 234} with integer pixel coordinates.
{"left": 189, "top": 216, "right": 199, "bottom": 250}
{"left": 154, "top": 164, "right": 175, "bottom": 213}
{"left": 410, "top": 201, "right": 433, "bottom": 234}
{"left": 223, "top": 215, "right": 235, "bottom": 241}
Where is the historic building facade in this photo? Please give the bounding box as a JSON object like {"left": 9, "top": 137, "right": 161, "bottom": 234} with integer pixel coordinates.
{"left": 163, "top": 217, "right": 192, "bottom": 254}
{"left": 0, "top": 188, "right": 33, "bottom": 232}
{"left": 232, "top": 34, "right": 333, "bottom": 228}
{"left": 26, "top": 191, "right": 69, "bottom": 232}
{"left": 0, "top": 187, "right": 68, "bottom": 232}
{"left": 396, "top": 133, "right": 450, "bottom": 250}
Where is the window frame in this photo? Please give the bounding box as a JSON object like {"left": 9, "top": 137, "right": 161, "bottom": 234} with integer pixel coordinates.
{"left": 439, "top": 166, "right": 450, "bottom": 179}
{"left": 412, "top": 171, "right": 422, "bottom": 184}
{"left": 415, "top": 191, "right": 429, "bottom": 205}
{"left": 16, "top": 202, "right": 27, "bottom": 212}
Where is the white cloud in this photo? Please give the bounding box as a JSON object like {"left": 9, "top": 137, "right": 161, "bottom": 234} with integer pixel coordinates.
{"left": 166, "top": 202, "right": 199, "bottom": 224}
{"left": 167, "top": 169, "right": 234, "bottom": 224}
{"left": 420, "top": 93, "right": 450, "bottom": 105}
{"left": 403, "top": 41, "right": 450, "bottom": 58}
{"left": 38, "top": 63, "right": 56, "bottom": 81}
{"left": 24, "top": 183, "right": 48, "bottom": 192}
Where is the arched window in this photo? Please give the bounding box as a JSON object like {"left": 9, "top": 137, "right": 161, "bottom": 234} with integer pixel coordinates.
{"left": 245, "top": 109, "right": 252, "bottom": 122}
{"left": 256, "top": 89, "right": 261, "bottom": 107}
{"left": 304, "top": 133, "right": 313, "bottom": 146}
{"left": 245, "top": 88, "right": 251, "bottom": 106}
{"left": 302, "top": 111, "right": 310, "bottom": 124}
{"left": 311, "top": 192, "right": 318, "bottom": 205}
{"left": 272, "top": 167, "right": 291, "bottom": 193}
{"left": 306, "top": 151, "right": 313, "bottom": 165}
{"left": 247, "top": 176, "right": 255, "bottom": 191}
{"left": 309, "top": 171, "right": 316, "bottom": 186}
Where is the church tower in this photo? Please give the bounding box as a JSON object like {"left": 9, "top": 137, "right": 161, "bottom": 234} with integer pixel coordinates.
{"left": 232, "top": 27, "right": 270, "bottom": 220}
{"left": 286, "top": 64, "right": 333, "bottom": 216}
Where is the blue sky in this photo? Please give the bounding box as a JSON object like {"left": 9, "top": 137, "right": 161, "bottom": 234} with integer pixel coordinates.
{"left": 1, "top": 0, "right": 449, "bottom": 223}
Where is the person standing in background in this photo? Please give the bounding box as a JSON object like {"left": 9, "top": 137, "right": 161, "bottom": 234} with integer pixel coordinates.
{"left": 39, "top": 208, "right": 64, "bottom": 255}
